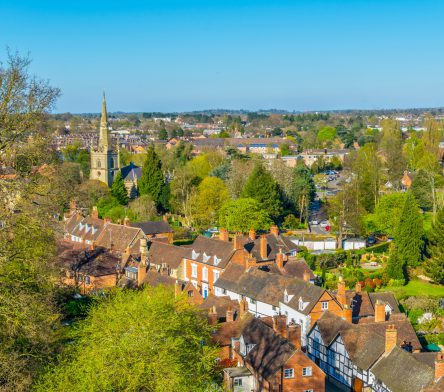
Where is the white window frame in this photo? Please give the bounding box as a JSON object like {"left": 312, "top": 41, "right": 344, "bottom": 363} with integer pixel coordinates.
{"left": 302, "top": 367, "right": 312, "bottom": 376}
{"left": 191, "top": 264, "right": 198, "bottom": 278}
{"left": 213, "top": 270, "right": 220, "bottom": 283}
{"left": 233, "top": 378, "right": 242, "bottom": 386}
{"left": 202, "top": 267, "right": 208, "bottom": 282}
{"left": 321, "top": 301, "right": 329, "bottom": 310}
{"left": 284, "top": 368, "right": 294, "bottom": 378}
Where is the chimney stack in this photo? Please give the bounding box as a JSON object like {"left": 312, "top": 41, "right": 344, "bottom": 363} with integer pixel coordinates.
{"left": 123, "top": 216, "right": 130, "bottom": 226}
{"left": 343, "top": 305, "right": 353, "bottom": 323}
{"left": 375, "top": 300, "right": 386, "bottom": 323}
{"left": 90, "top": 241, "right": 95, "bottom": 251}
{"left": 226, "top": 306, "right": 234, "bottom": 323}
{"left": 239, "top": 297, "right": 248, "bottom": 318}
{"left": 275, "top": 248, "right": 285, "bottom": 269}
{"left": 303, "top": 270, "right": 311, "bottom": 282}
{"left": 91, "top": 206, "right": 99, "bottom": 219}
{"left": 104, "top": 217, "right": 112, "bottom": 223}
{"left": 385, "top": 324, "right": 397, "bottom": 353}
{"left": 287, "top": 321, "right": 301, "bottom": 350}
{"left": 435, "top": 353, "right": 444, "bottom": 381}
{"left": 233, "top": 233, "right": 244, "bottom": 251}
{"left": 270, "top": 225, "right": 279, "bottom": 236}
{"left": 69, "top": 199, "right": 77, "bottom": 214}
{"left": 249, "top": 228, "right": 256, "bottom": 241}
{"left": 260, "top": 234, "right": 268, "bottom": 259}
{"left": 137, "top": 256, "right": 147, "bottom": 287}
{"left": 208, "top": 306, "right": 218, "bottom": 326}
{"left": 219, "top": 228, "right": 229, "bottom": 242}
{"left": 355, "top": 282, "right": 362, "bottom": 293}
{"left": 337, "top": 276, "right": 346, "bottom": 307}
{"left": 272, "top": 314, "right": 287, "bottom": 338}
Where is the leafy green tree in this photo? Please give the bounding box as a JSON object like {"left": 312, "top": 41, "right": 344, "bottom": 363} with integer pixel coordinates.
{"left": 424, "top": 208, "right": 444, "bottom": 284}
{"left": 317, "top": 126, "right": 337, "bottom": 145}
{"left": 111, "top": 172, "right": 129, "bottom": 205}
{"left": 97, "top": 195, "right": 120, "bottom": 218}
{"left": 192, "top": 177, "right": 230, "bottom": 228}
{"left": 0, "top": 51, "right": 61, "bottom": 390}
{"left": 128, "top": 194, "right": 158, "bottom": 222}
{"left": 241, "top": 163, "right": 282, "bottom": 220}
{"left": 139, "top": 145, "right": 165, "bottom": 204}
{"left": 158, "top": 128, "right": 168, "bottom": 140}
{"left": 392, "top": 193, "right": 424, "bottom": 269}
{"left": 386, "top": 247, "right": 405, "bottom": 282}
{"left": 219, "top": 198, "right": 273, "bottom": 232}
{"left": 279, "top": 143, "right": 290, "bottom": 156}
{"left": 35, "top": 286, "right": 220, "bottom": 392}
{"left": 290, "top": 165, "right": 315, "bottom": 222}
{"left": 364, "top": 192, "right": 407, "bottom": 236}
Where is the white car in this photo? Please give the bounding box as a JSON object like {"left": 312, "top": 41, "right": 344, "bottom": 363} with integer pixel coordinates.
{"left": 310, "top": 220, "right": 319, "bottom": 225}
{"left": 320, "top": 221, "right": 329, "bottom": 228}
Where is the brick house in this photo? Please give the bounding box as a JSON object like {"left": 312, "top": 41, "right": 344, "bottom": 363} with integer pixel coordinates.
{"left": 57, "top": 240, "right": 120, "bottom": 294}
{"left": 224, "top": 315, "right": 325, "bottom": 392}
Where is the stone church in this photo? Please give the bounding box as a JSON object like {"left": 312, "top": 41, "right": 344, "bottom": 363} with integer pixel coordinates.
{"left": 90, "top": 93, "right": 120, "bottom": 186}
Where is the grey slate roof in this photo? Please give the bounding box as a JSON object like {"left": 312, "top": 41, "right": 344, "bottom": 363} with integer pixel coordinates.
{"left": 120, "top": 162, "right": 142, "bottom": 182}
{"left": 371, "top": 347, "right": 435, "bottom": 392}
{"left": 131, "top": 220, "right": 173, "bottom": 235}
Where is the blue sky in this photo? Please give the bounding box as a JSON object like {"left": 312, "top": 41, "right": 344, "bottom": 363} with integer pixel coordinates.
{"left": 1, "top": 0, "right": 444, "bottom": 113}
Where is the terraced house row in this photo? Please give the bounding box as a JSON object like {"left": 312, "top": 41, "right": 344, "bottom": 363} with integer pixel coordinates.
{"left": 61, "top": 209, "right": 443, "bottom": 392}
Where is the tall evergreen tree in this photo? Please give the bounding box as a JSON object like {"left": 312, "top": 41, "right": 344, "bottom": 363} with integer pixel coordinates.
{"left": 424, "top": 208, "right": 444, "bottom": 284}
{"left": 138, "top": 145, "right": 165, "bottom": 204}
{"left": 111, "top": 172, "right": 129, "bottom": 205}
{"left": 387, "top": 193, "right": 423, "bottom": 281}
{"left": 241, "top": 163, "right": 283, "bottom": 220}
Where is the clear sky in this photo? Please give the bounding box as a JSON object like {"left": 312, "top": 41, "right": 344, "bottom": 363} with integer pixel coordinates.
{"left": 1, "top": 0, "right": 444, "bottom": 113}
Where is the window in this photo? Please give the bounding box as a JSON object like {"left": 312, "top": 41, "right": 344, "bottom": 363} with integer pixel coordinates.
{"left": 233, "top": 378, "right": 242, "bottom": 387}
{"left": 202, "top": 267, "right": 208, "bottom": 282}
{"left": 97, "top": 159, "right": 101, "bottom": 168}
{"left": 213, "top": 270, "right": 220, "bottom": 283}
{"left": 284, "top": 368, "right": 294, "bottom": 379}
{"left": 304, "top": 390, "right": 314, "bottom": 392}
{"left": 187, "top": 290, "right": 193, "bottom": 297}
{"left": 78, "top": 274, "right": 83, "bottom": 282}
{"left": 85, "top": 276, "right": 91, "bottom": 285}
{"left": 191, "top": 264, "right": 198, "bottom": 278}
{"left": 302, "top": 367, "right": 312, "bottom": 376}
{"left": 321, "top": 301, "right": 329, "bottom": 310}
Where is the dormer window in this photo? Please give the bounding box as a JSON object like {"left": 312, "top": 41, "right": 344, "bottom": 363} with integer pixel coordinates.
{"left": 202, "top": 252, "right": 210, "bottom": 263}
{"left": 299, "top": 297, "right": 305, "bottom": 311}
{"left": 191, "top": 250, "right": 200, "bottom": 260}
{"left": 214, "top": 256, "right": 221, "bottom": 266}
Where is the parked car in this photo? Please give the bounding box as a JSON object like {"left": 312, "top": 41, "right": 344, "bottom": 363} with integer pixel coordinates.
{"left": 367, "top": 236, "right": 376, "bottom": 245}
{"left": 320, "top": 221, "right": 329, "bottom": 228}
{"left": 310, "top": 220, "right": 319, "bottom": 225}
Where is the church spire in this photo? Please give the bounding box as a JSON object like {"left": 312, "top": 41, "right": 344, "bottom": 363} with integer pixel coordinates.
{"left": 99, "top": 91, "right": 109, "bottom": 149}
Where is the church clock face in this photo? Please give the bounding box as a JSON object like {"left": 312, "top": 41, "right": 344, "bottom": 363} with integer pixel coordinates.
{"left": 97, "top": 171, "right": 101, "bottom": 176}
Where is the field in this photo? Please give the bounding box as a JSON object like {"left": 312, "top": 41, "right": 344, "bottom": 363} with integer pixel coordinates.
{"left": 383, "top": 279, "right": 444, "bottom": 298}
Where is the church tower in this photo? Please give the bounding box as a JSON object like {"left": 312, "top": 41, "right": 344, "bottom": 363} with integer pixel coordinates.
{"left": 90, "top": 93, "right": 119, "bottom": 187}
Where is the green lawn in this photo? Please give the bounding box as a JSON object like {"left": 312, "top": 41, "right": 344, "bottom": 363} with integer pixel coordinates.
{"left": 383, "top": 279, "right": 444, "bottom": 298}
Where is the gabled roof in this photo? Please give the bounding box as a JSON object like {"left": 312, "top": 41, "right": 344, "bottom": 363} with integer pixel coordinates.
{"left": 198, "top": 295, "right": 240, "bottom": 321}
{"left": 120, "top": 162, "right": 142, "bottom": 182}
{"left": 281, "top": 258, "right": 316, "bottom": 280}
{"left": 65, "top": 215, "right": 106, "bottom": 243}
{"left": 146, "top": 241, "right": 188, "bottom": 269}
{"left": 95, "top": 223, "right": 143, "bottom": 252}
{"left": 241, "top": 317, "right": 296, "bottom": 379}
{"left": 371, "top": 347, "right": 435, "bottom": 392}
{"left": 243, "top": 233, "right": 296, "bottom": 261}
{"left": 369, "top": 292, "right": 400, "bottom": 313}
{"left": 131, "top": 220, "right": 173, "bottom": 235}
{"left": 184, "top": 236, "right": 236, "bottom": 268}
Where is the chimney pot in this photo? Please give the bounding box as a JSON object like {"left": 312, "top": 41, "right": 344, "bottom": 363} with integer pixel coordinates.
{"left": 287, "top": 321, "right": 302, "bottom": 350}
{"left": 375, "top": 299, "right": 386, "bottom": 323}
{"left": 385, "top": 324, "right": 397, "bottom": 353}
{"left": 337, "top": 276, "right": 346, "bottom": 307}
{"left": 275, "top": 249, "right": 285, "bottom": 269}
{"left": 239, "top": 297, "right": 248, "bottom": 318}
{"left": 270, "top": 225, "right": 279, "bottom": 236}
{"left": 233, "top": 233, "right": 244, "bottom": 251}
{"left": 226, "top": 305, "right": 234, "bottom": 323}
{"left": 435, "top": 353, "right": 444, "bottom": 381}
{"left": 249, "top": 228, "right": 256, "bottom": 241}
{"left": 260, "top": 234, "right": 268, "bottom": 259}
{"left": 123, "top": 216, "right": 130, "bottom": 226}
{"left": 303, "top": 270, "right": 311, "bottom": 282}
{"left": 91, "top": 205, "right": 98, "bottom": 219}
{"left": 272, "top": 314, "right": 287, "bottom": 338}
{"left": 219, "top": 228, "right": 229, "bottom": 242}
{"left": 208, "top": 306, "right": 218, "bottom": 325}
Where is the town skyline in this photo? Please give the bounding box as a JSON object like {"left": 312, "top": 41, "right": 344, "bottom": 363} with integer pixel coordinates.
{"left": 3, "top": 0, "right": 444, "bottom": 113}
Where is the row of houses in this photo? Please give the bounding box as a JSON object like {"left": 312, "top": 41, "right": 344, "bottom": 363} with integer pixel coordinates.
{"left": 61, "top": 210, "right": 443, "bottom": 392}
